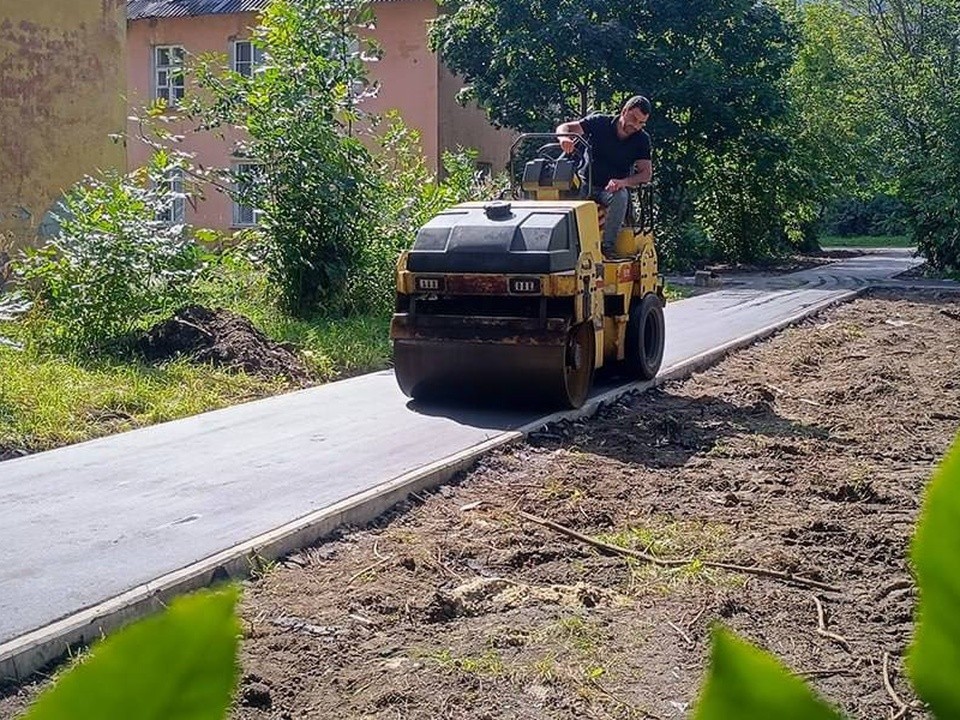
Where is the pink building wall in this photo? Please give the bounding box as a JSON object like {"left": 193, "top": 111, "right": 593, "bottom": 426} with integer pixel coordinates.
{"left": 126, "top": 2, "right": 513, "bottom": 231}
{"left": 127, "top": 13, "right": 259, "bottom": 230}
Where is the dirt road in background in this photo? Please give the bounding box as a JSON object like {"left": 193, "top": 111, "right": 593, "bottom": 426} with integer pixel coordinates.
{"left": 2, "top": 290, "right": 958, "bottom": 720}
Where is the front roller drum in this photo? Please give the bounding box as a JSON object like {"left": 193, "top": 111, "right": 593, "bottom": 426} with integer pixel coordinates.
{"left": 394, "top": 322, "right": 596, "bottom": 409}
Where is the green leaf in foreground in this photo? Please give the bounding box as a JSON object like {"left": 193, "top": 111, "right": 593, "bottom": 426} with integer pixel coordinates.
{"left": 909, "top": 434, "right": 960, "bottom": 717}
{"left": 694, "top": 625, "right": 843, "bottom": 720}
{"left": 22, "top": 587, "right": 240, "bottom": 720}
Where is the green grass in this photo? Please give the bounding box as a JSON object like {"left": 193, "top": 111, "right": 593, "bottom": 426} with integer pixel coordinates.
{"left": 663, "top": 282, "right": 694, "bottom": 301}
{"left": 0, "top": 254, "right": 393, "bottom": 456}
{"left": 819, "top": 234, "right": 913, "bottom": 248}
{"left": 0, "top": 347, "right": 287, "bottom": 454}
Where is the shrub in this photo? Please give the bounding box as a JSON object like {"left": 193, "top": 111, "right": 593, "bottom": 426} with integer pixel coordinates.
{"left": 15, "top": 152, "right": 204, "bottom": 356}
{"left": 344, "top": 115, "right": 503, "bottom": 314}
{"left": 188, "top": 0, "right": 380, "bottom": 317}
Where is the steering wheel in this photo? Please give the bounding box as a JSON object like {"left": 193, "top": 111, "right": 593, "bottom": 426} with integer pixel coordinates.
{"left": 536, "top": 142, "right": 567, "bottom": 161}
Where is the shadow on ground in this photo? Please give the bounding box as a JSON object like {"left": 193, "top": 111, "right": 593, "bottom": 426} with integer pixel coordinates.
{"left": 528, "top": 384, "right": 833, "bottom": 469}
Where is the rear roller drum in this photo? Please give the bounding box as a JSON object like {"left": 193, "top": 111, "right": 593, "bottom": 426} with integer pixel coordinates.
{"left": 557, "top": 320, "right": 595, "bottom": 409}
{"left": 624, "top": 293, "right": 665, "bottom": 381}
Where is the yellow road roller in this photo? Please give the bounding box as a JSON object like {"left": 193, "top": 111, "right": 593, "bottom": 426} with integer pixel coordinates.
{"left": 390, "top": 134, "right": 666, "bottom": 408}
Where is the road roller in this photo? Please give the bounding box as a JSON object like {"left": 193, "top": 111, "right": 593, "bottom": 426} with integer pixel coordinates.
{"left": 390, "top": 134, "right": 666, "bottom": 409}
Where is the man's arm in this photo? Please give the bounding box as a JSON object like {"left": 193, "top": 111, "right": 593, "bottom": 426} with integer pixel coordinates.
{"left": 605, "top": 159, "right": 652, "bottom": 192}
{"left": 555, "top": 120, "right": 584, "bottom": 154}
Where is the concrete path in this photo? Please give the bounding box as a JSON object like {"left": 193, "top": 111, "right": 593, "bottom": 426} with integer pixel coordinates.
{"left": 0, "top": 250, "right": 934, "bottom": 680}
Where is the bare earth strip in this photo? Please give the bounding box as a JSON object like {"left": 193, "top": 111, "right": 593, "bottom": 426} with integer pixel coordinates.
{"left": 3, "top": 290, "right": 959, "bottom": 719}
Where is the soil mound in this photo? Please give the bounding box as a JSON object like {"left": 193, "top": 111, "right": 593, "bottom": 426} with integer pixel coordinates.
{"left": 137, "top": 305, "right": 311, "bottom": 383}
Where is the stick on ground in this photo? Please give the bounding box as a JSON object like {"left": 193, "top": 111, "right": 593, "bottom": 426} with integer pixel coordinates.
{"left": 516, "top": 510, "right": 842, "bottom": 593}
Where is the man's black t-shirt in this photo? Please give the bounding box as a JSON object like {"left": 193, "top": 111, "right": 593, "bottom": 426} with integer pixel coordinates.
{"left": 579, "top": 113, "right": 651, "bottom": 190}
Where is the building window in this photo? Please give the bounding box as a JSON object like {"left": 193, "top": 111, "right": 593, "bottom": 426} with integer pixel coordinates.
{"left": 154, "top": 45, "right": 185, "bottom": 106}
{"left": 232, "top": 163, "right": 262, "bottom": 227}
{"left": 231, "top": 40, "right": 264, "bottom": 77}
{"left": 157, "top": 168, "right": 186, "bottom": 224}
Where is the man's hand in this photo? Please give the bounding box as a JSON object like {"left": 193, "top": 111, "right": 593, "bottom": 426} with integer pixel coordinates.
{"left": 605, "top": 178, "right": 627, "bottom": 192}
{"left": 555, "top": 121, "right": 583, "bottom": 156}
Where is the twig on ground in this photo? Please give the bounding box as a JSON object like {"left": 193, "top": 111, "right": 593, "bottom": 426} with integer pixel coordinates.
{"left": 939, "top": 308, "right": 960, "bottom": 322}
{"left": 589, "top": 680, "right": 665, "bottom": 720}
{"left": 684, "top": 607, "right": 706, "bottom": 629}
{"left": 515, "top": 510, "right": 842, "bottom": 593}
{"left": 883, "top": 652, "right": 910, "bottom": 720}
{"left": 931, "top": 412, "right": 960, "bottom": 421}
{"left": 348, "top": 555, "right": 393, "bottom": 584}
{"left": 373, "top": 539, "right": 387, "bottom": 560}
{"left": 797, "top": 667, "right": 857, "bottom": 679}
{"left": 667, "top": 620, "right": 695, "bottom": 648}
{"left": 436, "top": 546, "right": 462, "bottom": 579}
{"left": 172, "top": 316, "right": 214, "bottom": 337}
{"left": 813, "top": 595, "right": 851, "bottom": 651}
{"left": 875, "top": 578, "right": 913, "bottom": 601}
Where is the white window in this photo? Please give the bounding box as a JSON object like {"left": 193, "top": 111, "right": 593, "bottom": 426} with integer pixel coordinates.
{"left": 154, "top": 45, "right": 185, "bottom": 106}
{"left": 232, "top": 163, "right": 262, "bottom": 227}
{"left": 231, "top": 40, "right": 264, "bottom": 77}
{"left": 157, "top": 168, "right": 185, "bottom": 224}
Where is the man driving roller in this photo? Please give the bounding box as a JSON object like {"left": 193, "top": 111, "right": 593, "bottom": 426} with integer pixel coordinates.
{"left": 555, "top": 95, "right": 653, "bottom": 259}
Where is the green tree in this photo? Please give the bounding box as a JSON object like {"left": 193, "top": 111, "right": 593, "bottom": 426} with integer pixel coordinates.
{"left": 850, "top": 0, "right": 960, "bottom": 270}
{"left": 189, "top": 0, "right": 380, "bottom": 316}
{"left": 430, "top": 0, "right": 803, "bottom": 268}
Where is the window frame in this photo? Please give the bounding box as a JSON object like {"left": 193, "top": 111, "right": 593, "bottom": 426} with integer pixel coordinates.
{"left": 232, "top": 162, "right": 262, "bottom": 228}
{"left": 153, "top": 44, "right": 186, "bottom": 107}
{"left": 157, "top": 167, "right": 186, "bottom": 225}
{"left": 230, "top": 39, "right": 264, "bottom": 78}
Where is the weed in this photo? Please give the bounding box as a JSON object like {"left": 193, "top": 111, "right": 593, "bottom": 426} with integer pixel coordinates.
{"left": 426, "top": 648, "right": 504, "bottom": 677}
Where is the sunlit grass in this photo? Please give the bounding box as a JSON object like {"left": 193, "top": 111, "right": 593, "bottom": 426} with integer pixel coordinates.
{"left": 0, "top": 346, "right": 289, "bottom": 454}
{"left": 0, "top": 257, "right": 393, "bottom": 455}
{"left": 820, "top": 234, "right": 913, "bottom": 248}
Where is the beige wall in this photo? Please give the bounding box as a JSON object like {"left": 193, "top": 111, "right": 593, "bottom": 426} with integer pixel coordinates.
{"left": 0, "top": 0, "right": 126, "bottom": 251}
{"left": 366, "top": 0, "right": 513, "bottom": 177}
{"left": 127, "top": 13, "right": 259, "bottom": 230}
{"left": 438, "top": 65, "right": 514, "bottom": 177}
{"left": 364, "top": 0, "right": 440, "bottom": 172}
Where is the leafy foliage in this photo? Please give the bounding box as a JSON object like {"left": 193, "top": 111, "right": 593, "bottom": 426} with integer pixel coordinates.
{"left": 849, "top": 0, "right": 960, "bottom": 270}
{"left": 695, "top": 626, "right": 842, "bottom": 719}
{"left": 909, "top": 434, "right": 960, "bottom": 716}
{"left": 345, "top": 114, "right": 502, "bottom": 313}
{"left": 431, "top": 0, "right": 802, "bottom": 269}
{"left": 822, "top": 195, "right": 908, "bottom": 238}
{"left": 22, "top": 588, "right": 239, "bottom": 720}
{"left": 15, "top": 152, "right": 203, "bottom": 355}
{"left": 188, "top": 0, "right": 380, "bottom": 316}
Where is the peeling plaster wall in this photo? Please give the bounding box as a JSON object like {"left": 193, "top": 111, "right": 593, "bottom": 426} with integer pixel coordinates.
{"left": 0, "top": 1, "right": 127, "bottom": 251}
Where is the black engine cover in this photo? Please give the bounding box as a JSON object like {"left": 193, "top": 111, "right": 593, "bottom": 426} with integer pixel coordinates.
{"left": 406, "top": 203, "right": 580, "bottom": 274}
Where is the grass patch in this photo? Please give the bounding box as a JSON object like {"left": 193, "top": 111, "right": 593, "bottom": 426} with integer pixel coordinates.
{"left": 425, "top": 648, "right": 505, "bottom": 677}
{"left": 0, "top": 313, "right": 391, "bottom": 456}
{"left": 663, "top": 282, "right": 694, "bottom": 301}
{"left": 0, "top": 346, "right": 289, "bottom": 454}
{"left": 0, "top": 254, "right": 394, "bottom": 457}
{"left": 190, "top": 253, "right": 393, "bottom": 382}
{"left": 819, "top": 234, "right": 913, "bottom": 248}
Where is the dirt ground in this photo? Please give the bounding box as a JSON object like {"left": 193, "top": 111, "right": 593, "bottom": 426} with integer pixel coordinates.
{"left": 223, "top": 290, "right": 958, "bottom": 720}
{"left": 2, "top": 290, "right": 958, "bottom": 719}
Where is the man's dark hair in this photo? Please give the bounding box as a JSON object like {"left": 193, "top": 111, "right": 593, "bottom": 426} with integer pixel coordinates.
{"left": 622, "top": 95, "right": 652, "bottom": 116}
